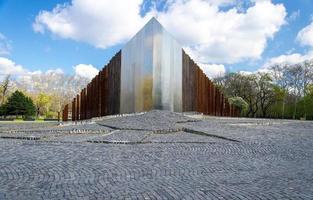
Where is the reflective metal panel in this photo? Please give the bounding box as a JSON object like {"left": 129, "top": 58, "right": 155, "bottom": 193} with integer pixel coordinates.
{"left": 121, "top": 18, "right": 182, "bottom": 113}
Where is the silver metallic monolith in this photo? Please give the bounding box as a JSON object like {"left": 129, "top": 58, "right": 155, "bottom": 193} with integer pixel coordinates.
{"left": 120, "top": 18, "right": 182, "bottom": 113}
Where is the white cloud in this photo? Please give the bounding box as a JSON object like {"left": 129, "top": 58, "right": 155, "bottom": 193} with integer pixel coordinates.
{"left": 73, "top": 64, "right": 99, "bottom": 79}
{"left": 262, "top": 51, "right": 313, "bottom": 68}
{"left": 0, "top": 56, "right": 94, "bottom": 84}
{"left": 0, "top": 33, "right": 11, "bottom": 56}
{"left": 0, "top": 57, "right": 26, "bottom": 76}
{"left": 33, "top": 0, "right": 152, "bottom": 48}
{"left": 199, "top": 63, "right": 226, "bottom": 78}
{"left": 297, "top": 21, "right": 313, "bottom": 47}
{"left": 0, "top": 57, "right": 66, "bottom": 78}
{"left": 157, "top": 0, "right": 286, "bottom": 64}
{"left": 33, "top": 0, "right": 286, "bottom": 65}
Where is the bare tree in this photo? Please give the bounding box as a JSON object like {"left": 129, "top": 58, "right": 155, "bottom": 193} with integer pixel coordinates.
{"left": 13, "top": 71, "right": 89, "bottom": 118}
{"left": 270, "top": 64, "right": 289, "bottom": 118}
{"left": 0, "top": 75, "right": 10, "bottom": 105}
{"left": 256, "top": 73, "right": 275, "bottom": 118}
{"left": 285, "top": 64, "right": 304, "bottom": 119}
{"left": 302, "top": 60, "right": 313, "bottom": 119}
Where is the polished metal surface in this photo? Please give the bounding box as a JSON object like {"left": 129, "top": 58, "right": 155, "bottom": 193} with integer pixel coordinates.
{"left": 120, "top": 18, "right": 182, "bottom": 113}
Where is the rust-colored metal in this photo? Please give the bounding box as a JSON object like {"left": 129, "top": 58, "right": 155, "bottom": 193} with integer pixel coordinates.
{"left": 182, "top": 50, "right": 237, "bottom": 117}
{"left": 67, "top": 51, "right": 121, "bottom": 121}
{"left": 62, "top": 104, "right": 69, "bottom": 122}
{"left": 80, "top": 89, "right": 84, "bottom": 120}
{"left": 97, "top": 72, "right": 101, "bottom": 117}
{"left": 72, "top": 98, "right": 76, "bottom": 121}
{"left": 76, "top": 94, "right": 80, "bottom": 120}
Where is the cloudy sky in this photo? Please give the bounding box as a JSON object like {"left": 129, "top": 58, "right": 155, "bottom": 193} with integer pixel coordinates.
{"left": 0, "top": 0, "right": 313, "bottom": 79}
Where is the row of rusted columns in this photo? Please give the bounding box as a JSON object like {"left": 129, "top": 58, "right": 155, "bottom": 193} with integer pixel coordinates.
{"left": 62, "top": 51, "right": 121, "bottom": 121}
{"left": 182, "top": 50, "right": 239, "bottom": 117}
{"left": 195, "top": 66, "right": 238, "bottom": 117}
{"left": 62, "top": 50, "right": 239, "bottom": 121}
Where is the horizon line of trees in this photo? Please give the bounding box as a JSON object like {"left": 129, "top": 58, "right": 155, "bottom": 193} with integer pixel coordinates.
{"left": 0, "top": 71, "right": 89, "bottom": 119}
{"left": 1, "top": 60, "right": 312, "bottom": 120}
{"left": 215, "top": 60, "right": 313, "bottom": 120}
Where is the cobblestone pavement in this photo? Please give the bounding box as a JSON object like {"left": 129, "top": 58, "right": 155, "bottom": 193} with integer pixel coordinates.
{"left": 0, "top": 111, "right": 313, "bottom": 199}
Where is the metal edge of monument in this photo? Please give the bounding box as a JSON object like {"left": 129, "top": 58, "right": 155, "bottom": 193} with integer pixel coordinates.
{"left": 62, "top": 17, "right": 239, "bottom": 121}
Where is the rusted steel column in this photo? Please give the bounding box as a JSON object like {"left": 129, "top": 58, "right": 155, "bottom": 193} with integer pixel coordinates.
{"left": 104, "top": 67, "right": 109, "bottom": 115}
{"left": 207, "top": 80, "right": 211, "bottom": 115}
{"left": 93, "top": 78, "right": 96, "bottom": 117}
{"left": 211, "top": 84, "right": 216, "bottom": 116}
{"left": 235, "top": 107, "right": 240, "bottom": 117}
{"left": 93, "top": 76, "right": 98, "bottom": 117}
{"left": 91, "top": 79, "right": 94, "bottom": 118}
{"left": 94, "top": 77, "right": 98, "bottom": 117}
{"left": 106, "top": 64, "right": 110, "bottom": 115}
{"left": 72, "top": 98, "right": 76, "bottom": 121}
{"left": 90, "top": 78, "right": 94, "bottom": 118}
{"left": 83, "top": 88, "right": 87, "bottom": 120}
{"left": 192, "top": 60, "right": 196, "bottom": 111}
{"left": 97, "top": 72, "right": 102, "bottom": 117}
{"left": 196, "top": 67, "right": 201, "bottom": 113}
{"left": 201, "top": 72, "right": 206, "bottom": 114}
{"left": 225, "top": 100, "right": 230, "bottom": 117}
{"left": 76, "top": 94, "right": 80, "bottom": 120}
{"left": 215, "top": 89, "right": 219, "bottom": 116}
{"left": 86, "top": 84, "right": 91, "bottom": 119}
{"left": 62, "top": 104, "right": 69, "bottom": 122}
{"left": 218, "top": 89, "right": 221, "bottom": 116}
{"left": 206, "top": 78, "right": 210, "bottom": 115}
{"left": 100, "top": 69, "right": 106, "bottom": 116}
{"left": 230, "top": 104, "right": 234, "bottom": 117}
{"left": 86, "top": 85, "right": 88, "bottom": 119}
{"left": 80, "top": 89, "right": 84, "bottom": 120}
{"left": 222, "top": 97, "right": 227, "bottom": 117}
{"left": 199, "top": 70, "right": 203, "bottom": 113}
{"left": 62, "top": 108, "right": 64, "bottom": 121}
{"left": 220, "top": 93, "right": 224, "bottom": 116}
{"left": 203, "top": 77, "right": 207, "bottom": 114}
{"left": 89, "top": 82, "right": 93, "bottom": 119}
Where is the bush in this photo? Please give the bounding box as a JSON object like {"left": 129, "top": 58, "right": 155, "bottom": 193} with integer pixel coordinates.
{"left": 228, "top": 97, "right": 249, "bottom": 116}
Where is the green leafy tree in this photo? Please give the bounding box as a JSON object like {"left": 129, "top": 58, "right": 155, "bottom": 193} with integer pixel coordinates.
{"left": 228, "top": 96, "right": 249, "bottom": 116}
{"left": 5, "top": 90, "right": 36, "bottom": 118}
{"left": 0, "top": 104, "right": 7, "bottom": 116}
{"left": 34, "top": 93, "right": 51, "bottom": 117}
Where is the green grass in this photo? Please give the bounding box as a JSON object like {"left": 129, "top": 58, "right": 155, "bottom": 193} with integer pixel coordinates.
{"left": 0, "top": 119, "right": 56, "bottom": 123}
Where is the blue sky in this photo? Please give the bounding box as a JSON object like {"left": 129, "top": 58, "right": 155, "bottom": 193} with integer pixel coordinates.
{"left": 0, "top": 0, "right": 313, "bottom": 79}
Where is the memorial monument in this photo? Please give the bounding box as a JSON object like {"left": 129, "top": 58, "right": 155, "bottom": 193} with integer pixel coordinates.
{"left": 63, "top": 18, "right": 239, "bottom": 121}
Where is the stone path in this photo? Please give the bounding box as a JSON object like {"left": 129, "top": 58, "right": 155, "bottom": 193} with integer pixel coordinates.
{"left": 0, "top": 110, "right": 312, "bottom": 199}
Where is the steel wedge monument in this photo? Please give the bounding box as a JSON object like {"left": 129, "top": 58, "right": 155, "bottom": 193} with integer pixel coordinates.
{"left": 1, "top": 0, "right": 313, "bottom": 199}
{"left": 63, "top": 18, "right": 239, "bottom": 121}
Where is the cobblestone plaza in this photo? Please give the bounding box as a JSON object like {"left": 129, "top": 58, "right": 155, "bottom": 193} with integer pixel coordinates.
{"left": 0, "top": 111, "right": 313, "bottom": 199}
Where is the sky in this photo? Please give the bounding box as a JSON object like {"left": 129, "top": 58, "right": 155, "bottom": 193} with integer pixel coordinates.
{"left": 0, "top": 0, "right": 313, "bottom": 80}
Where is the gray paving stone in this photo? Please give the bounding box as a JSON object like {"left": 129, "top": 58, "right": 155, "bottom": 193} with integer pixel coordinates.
{"left": 143, "top": 131, "right": 223, "bottom": 143}
{"left": 0, "top": 111, "right": 312, "bottom": 199}
{"left": 90, "top": 130, "right": 152, "bottom": 143}
{"left": 96, "top": 110, "right": 196, "bottom": 131}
